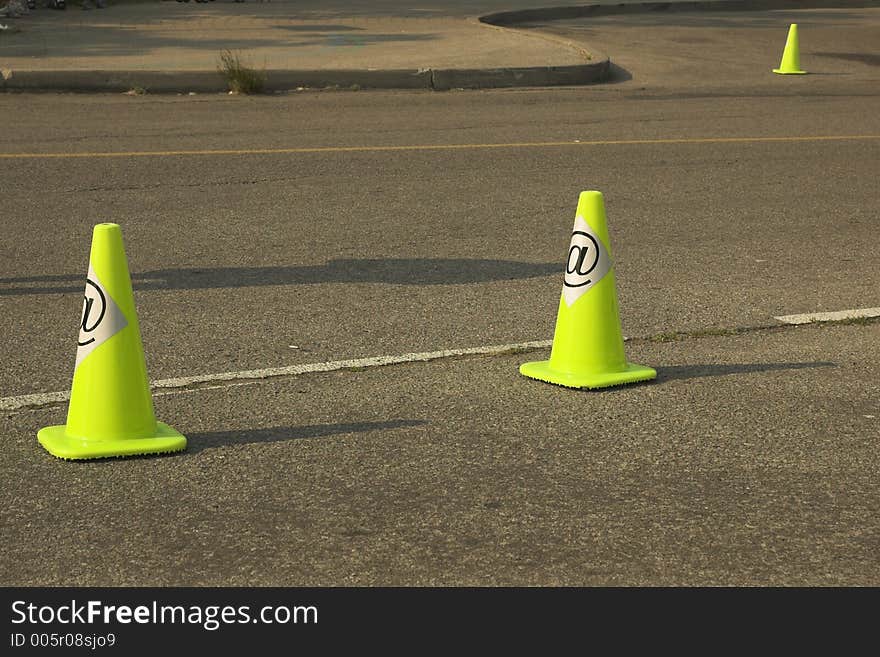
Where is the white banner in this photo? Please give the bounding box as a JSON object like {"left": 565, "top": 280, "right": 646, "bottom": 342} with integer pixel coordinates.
{"left": 75, "top": 264, "right": 128, "bottom": 370}
{"left": 562, "top": 215, "right": 612, "bottom": 307}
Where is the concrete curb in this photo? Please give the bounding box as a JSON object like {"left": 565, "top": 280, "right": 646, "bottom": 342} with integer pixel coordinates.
{"left": 431, "top": 62, "right": 609, "bottom": 90}
{"left": 1, "top": 70, "right": 226, "bottom": 94}
{"left": 0, "top": 61, "right": 611, "bottom": 93}
{"left": 0, "top": 69, "right": 434, "bottom": 93}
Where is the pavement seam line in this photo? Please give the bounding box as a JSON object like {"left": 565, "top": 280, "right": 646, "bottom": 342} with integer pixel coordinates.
{"left": 4, "top": 314, "right": 879, "bottom": 413}
{"left": 1, "top": 135, "right": 878, "bottom": 159}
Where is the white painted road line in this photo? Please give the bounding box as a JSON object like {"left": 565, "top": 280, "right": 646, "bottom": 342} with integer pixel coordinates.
{"left": 774, "top": 307, "right": 880, "bottom": 325}
{"left": 7, "top": 308, "right": 879, "bottom": 413}
{"left": 0, "top": 340, "right": 553, "bottom": 412}
{"left": 0, "top": 391, "right": 71, "bottom": 410}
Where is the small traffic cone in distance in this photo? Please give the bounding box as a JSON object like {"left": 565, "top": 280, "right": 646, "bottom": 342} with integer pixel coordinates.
{"left": 37, "top": 223, "right": 186, "bottom": 459}
{"left": 519, "top": 191, "right": 656, "bottom": 389}
{"left": 773, "top": 23, "right": 807, "bottom": 75}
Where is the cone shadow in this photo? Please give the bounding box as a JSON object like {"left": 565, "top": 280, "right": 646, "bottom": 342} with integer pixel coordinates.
{"left": 813, "top": 52, "right": 880, "bottom": 67}
{"left": 605, "top": 62, "right": 633, "bottom": 84}
{"left": 0, "top": 258, "right": 559, "bottom": 295}
{"left": 657, "top": 361, "right": 835, "bottom": 383}
{"left": 185, "top": 419, "right": 427, "bottom": 454}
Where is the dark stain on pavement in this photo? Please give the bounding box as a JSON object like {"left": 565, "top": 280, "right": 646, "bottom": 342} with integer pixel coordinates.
{"left": 813, "top": 52, "right": 880, "bottom": 67}
{"left": 276, "top": 24, "right": 365, "bottom": 32}
{"left": 657, "top": 361, "right": 836, "bottom": 382}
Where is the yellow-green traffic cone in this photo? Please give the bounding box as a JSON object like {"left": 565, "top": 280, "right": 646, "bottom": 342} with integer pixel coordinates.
{"left": 519, "top": 191, "right": 656, "bottom": 389}
{"left": 773, "top": 23, "right": 807, "bottom": 75}
{"left": 37, "top": 223, "right": 186, "bottom": 460}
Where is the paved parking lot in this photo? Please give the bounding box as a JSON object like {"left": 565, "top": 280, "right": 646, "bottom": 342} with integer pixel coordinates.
{"left": 1, "top": 4, "right": 878, "bottom": 585}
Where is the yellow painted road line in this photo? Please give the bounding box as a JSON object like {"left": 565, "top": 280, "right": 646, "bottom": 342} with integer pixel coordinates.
{"left": 0, "top": 134, "right": 878, "bottom": 159}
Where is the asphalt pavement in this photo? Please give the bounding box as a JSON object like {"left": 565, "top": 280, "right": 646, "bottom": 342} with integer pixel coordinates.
{"left": 3, "top": 322, "right": 879, "bottom": 585}
{"left": 1, "top": 0, "right": 611, "bottom": 90}
{"left": 1, "top": 2, "right": 878, "bottom": 586}
{"left": 4, "top": 0, "right": 873, "bottom": 91}
{"left": 518, "top": 2, "right": 880, "bottom": 92}
{"left": 2, "top": 86, "right": 878, "bottom": 392}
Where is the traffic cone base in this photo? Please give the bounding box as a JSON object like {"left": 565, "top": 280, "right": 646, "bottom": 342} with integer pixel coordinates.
{"left": 772, "top": 68, "right": 806, "bottom": 75}
{"left": 519, "top": 359, "right": 656, "bottom": 390}
{"left": 38, "top": 422, "right": 186, "bottom": 460}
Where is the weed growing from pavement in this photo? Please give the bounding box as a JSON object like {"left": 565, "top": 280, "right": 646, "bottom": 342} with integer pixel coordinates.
{"left": 217, "top": 49, "right": 266, "bottom": 94}
{"left": 648, "top": 327, "right": 744, "bottom": 343}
